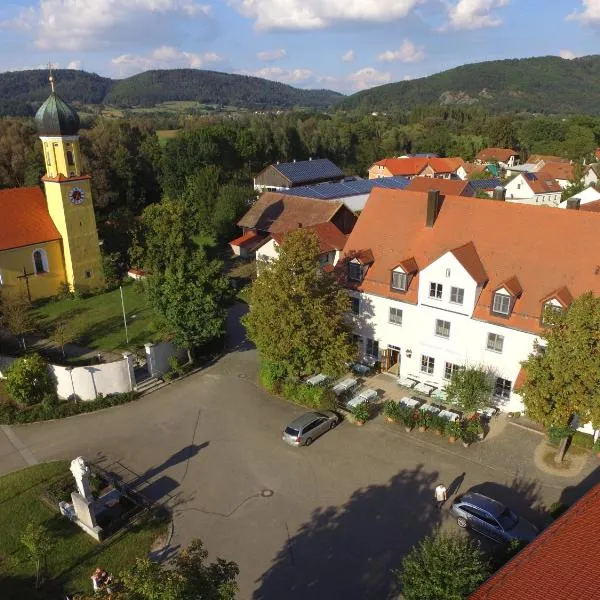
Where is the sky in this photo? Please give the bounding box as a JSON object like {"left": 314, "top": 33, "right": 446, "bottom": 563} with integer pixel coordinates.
{"left": 0, "top": 0, "right": 599, "bottom": 94}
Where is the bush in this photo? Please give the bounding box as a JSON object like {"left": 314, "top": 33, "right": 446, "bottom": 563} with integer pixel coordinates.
{"left": 4, "top": 354, "right": 57, "bottom": 407}
{"left": 549, "top": 501, "right": 569, "bottom": 519}
{"left": 287, "top": 382, "right": 336, "bottom": 411}
{"left": 460, "top": 423, "right": 478, "bottom": 445}
{"left": 594, "top": 439, "right": 600, "bottom": 454}
{"left": 163, "top": 355, "right": 183, "bottom": 381}
{"left": 445, "top": 420, "right": 462, "bottom": 439}
{"left": 259, "top": 360, "right": 286, "bottom": 393}
{"left": 351, "top": 402, "right": 370, "bottom": 423}
{"left": 384, "top": 401, "right": 401, "bottom": 421}
{"left": 572, "top": 431, "right": 594, "bottom": 449}
{"left": 548, "top": 424, "right": 573, "bottom": 444}
{"left": 398, "top": 406, "right": 418, "bottom": 430}
{"left": 430, "top": 414, "right": 447, "bottom": 435}
{"left": 417, "top": 409, "right": 432, "bottom": 429}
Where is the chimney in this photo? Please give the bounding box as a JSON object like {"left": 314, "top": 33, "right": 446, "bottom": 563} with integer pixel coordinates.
{"left": 493, "top": 186, "right": 506, "bottom": 201}
{"left": 426, "top": 190, "right": 441, "bottom": 228}
{"left": 566, "top": 198, "right": 581, "bottom": 210}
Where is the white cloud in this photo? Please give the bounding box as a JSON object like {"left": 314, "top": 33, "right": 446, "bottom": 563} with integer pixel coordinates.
{"left": 256, "top": 48, "right": 287, "bottom": 61}
{"left": 0, "top": 0, "right": 211, "bottom": 51}
{"left": 67, "top": 60, "right": 82, "bottom": 70}
{"left": 445, "top": 0, "right": 509, "bottom": 30}
{"left": 567, "top": 0, "right": 600, "bottom": 23}
{"left": 347, "top": 67, "right": 392, "bottom": 91}
{"left": 229, "top": 0, "right": 423, "bottom": 30}
{"left": 248, "top": 66, "right": 315, "bottom": 84}
{"left": 342, "top": 49, "right": 355, "bottom": 63}
{"left": 378, "top": 40, "right": 425, "bottom": 63}
{"left": 112, "top": 46, "right": 222, "bottom": 76}
{"left": 403, "top": 74, "right": 413, "bottom": 81}
{"left": 559, "top": 49, "right": 580, "bottom": 60}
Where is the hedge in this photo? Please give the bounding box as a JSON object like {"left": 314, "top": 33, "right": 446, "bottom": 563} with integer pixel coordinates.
{"left": 282, "top": 381, "right": 337, "bottom": 411}
{"left": 0, "top": 391, "right": 138, "bottom": 424}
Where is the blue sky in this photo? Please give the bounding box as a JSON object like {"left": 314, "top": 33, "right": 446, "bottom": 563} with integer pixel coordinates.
{"left": 0, "top": 0, "right": 599, "bottom": 93}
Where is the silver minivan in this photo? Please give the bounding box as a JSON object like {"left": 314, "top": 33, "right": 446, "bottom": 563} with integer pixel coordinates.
{"left": 282, "top": 411, "right": 339, "bottom": 447}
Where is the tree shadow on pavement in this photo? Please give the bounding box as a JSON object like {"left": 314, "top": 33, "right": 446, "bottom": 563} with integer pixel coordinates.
{"left": 253, "top": 465, "right": 442, "bottom": 600}
{"left": 559, "top": 465, "right": 600, "bottom": 507}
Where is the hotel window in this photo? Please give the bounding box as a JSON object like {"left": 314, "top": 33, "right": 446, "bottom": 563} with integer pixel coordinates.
{"left": 492, "top": 292, "right": 511, "bottom": 316}
{"left": 444, "top": 362, "right": 461, "bottom": 381}
{"left": 450, "top": 286, "right": 464, "bottom": 305}
{"left": 366, "top": 338, "right": 379, "bottom": 358}
{"left": 494, "top": 377, "right": 512, "bottom": 400}
{"left": 389, "top": 307, "right": 403, "bottom": 325}
{"left": 348, "top": 262, "right": 362, "bottom": 282}
{"left": 421, "top": 355, "right": 435, "bottom": 375}
{"left": 542, "top": 303, "right": 563, "bottom": 325}
{"left": 351, "top": 297, "right": 360, "bottom": 315}
{"left": 435, "top": 319, "right": 451, "bottom": 339}
{"left": 486, "top": 333, "right": 504, "bottom": 353}
{"left": 429, "top": 282, "right": 443, "bottom": 300}
{"left": 392, "top": 271, "right": 408, "bottom": 291}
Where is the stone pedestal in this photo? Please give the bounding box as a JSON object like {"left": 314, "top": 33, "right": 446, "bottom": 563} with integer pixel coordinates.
{"left": 71, "top": 491, "right": 103, "bottom": 541}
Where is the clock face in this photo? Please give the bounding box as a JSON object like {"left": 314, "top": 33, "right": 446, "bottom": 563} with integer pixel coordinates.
{"left": 69, "top": 187, "right": 85, "bottom": 205}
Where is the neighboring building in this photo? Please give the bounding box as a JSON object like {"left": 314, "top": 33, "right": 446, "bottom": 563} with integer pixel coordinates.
{"left": 475, "top": 148, "right": 520, "bottom": 167}
{"left": 527, "top": 154, "right": 569, "bottom": 167}
{"left": 504, "top": 173, "right": 562, "bottom": 206}
{"left": 583, "top": 163, "right": 600, "bottom": 187}
{"left": 0, "top": 80, "right": 103, "bottom": 300}
{"left": 337, "top": 187, "right": 600, "bottom": 414}
{"left": 558, "top": 185, "right": 600, "bottom": 209}
{"left": 405, "top": 177, "right": 475, "bottom": 197}
{"left": 469, "top": 483, "right": 600, "bottom": 600}
{"left": 537, "top": 161, "right": 574, "bottom": 189}
{"left": 467, "top": 178, "right": 503, "bottom": 197}
{"left": 256, "top": 222, "right": 347, "bottom": 271}
{"left": 368, "top": 157, "right": 463, "bottom": 180}
{"left": 282, "top": 176, "right": 410, "bottom": 212}
{"left": 504, "top": 163, "right": 539, "bottom": 177}
{"left": 230, "top": 192, "right": 357, "bottom": 256}
{"left": 253, "top": 158, "right": 344, "bottom": 192}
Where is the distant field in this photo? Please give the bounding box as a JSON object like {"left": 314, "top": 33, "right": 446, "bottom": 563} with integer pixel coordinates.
{"left": 157, "top": 129, "right": 180, "bottom": 145}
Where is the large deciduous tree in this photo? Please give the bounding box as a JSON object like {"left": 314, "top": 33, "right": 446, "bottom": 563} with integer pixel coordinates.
{"left": 4, "top": 354, "right": 56, "bottom": 407}
{"left": 396, "top": 533, "right": 489, "bottom": 600}
{"left": 243, "top": 229, "right": 354, "bottom": 379}
{"left": 520, "top": 293, "right": 600, "bottom": 432}
{"left": 445, "top": 364, "right": 494, "bottom": 415}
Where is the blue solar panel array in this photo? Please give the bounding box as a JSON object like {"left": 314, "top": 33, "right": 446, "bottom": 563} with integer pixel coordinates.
{"left": 282, "top": 176, "right": 410, "bottom": 200}
{"left": 468, "top": 178, "right": 502, "bottom": 190}
{"left": 275, "top": 158, "right": 344, "bottom": 185}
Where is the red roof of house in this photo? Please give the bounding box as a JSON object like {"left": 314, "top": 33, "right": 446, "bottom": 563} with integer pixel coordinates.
{"left": 0, "top": 186, "right": 61, "bottom": 251}
{"left": 528, "top": 154, "right": 569, "bottom": 164}
{"left": 423, "top": 157, "right": 464, "bottom": 173}
{"left": 405, "top": 177, "right": 473, "bottom": 196}
{"left": 229, "top": 230, "right": 265, "bottom": 248}
{"left": 339, "top": 188, "right": 600, "bottom": 334}
{"left": 371, "top": 158, "right": 429, "bottom": 176}
{"left": 581, "top": 199, "right": 600, "bottom": 212}
{"left": 271, "top": 221, "right": 347, "bottom": 253}
{"left": 537, "top": 162, "right": 574, "bottom": 182}
{"left": 475, "top": 148, "right": 518, "bottom": 163}
{"left": 469, "top": 483, "right": 600, "bottom": 600}
{"left": 520, "top": 174, "right": 562, "bottom": 194}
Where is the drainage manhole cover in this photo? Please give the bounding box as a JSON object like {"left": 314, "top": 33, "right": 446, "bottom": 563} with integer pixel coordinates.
{"left": 261, "top": 489, "right": 274, "bottom": 498}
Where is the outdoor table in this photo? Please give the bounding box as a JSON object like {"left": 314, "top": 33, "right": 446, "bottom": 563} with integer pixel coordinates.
{"left": 414, "top": 382, "right": 434, "bottom": 395}
{"left": 399, "top": 396, "right": 421, "bottom": 409}
{"left": 477, "top": 407, "right": 498, "bottom": 419}
{"left": 332, "top": 377, "right": 358, "bottom": 396}
{"left": 347, "top": 388, "right": 378, "bottom": 408}
{"left": 420, "top": 403, "right": 441, "bottom": 415}
{"left": 397, "top": 376, "right": 418, "bottom": 388}
{"left": 438, "top": 409, "right": 460, "bottom": 422}
{"left": 306, "top": 373, "right": 329, "bottom": 386}
{"left": 431, "top": 389, "right": 448, "bottom": 402}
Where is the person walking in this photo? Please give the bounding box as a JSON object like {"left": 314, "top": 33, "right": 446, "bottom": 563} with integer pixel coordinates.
{"left": 434, "top": 483, "right": 447, "bottom": 510}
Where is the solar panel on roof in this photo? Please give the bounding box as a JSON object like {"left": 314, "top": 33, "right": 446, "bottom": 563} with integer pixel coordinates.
{"left": 282, "top": 176, "right": 410, "bottom": 200}
{"left": 274, "top": 158, "right": 343, "bottom": 184}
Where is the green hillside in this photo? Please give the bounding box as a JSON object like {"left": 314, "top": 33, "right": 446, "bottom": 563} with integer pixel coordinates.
{"left": 339, "top": 55, "right": 600, "bottom": 115}
{"left": 0, "top": 68, "right": 343, "bottom": 116}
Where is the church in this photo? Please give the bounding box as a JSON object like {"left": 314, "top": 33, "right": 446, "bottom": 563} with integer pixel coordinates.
{"left": 0, "top": 77, "right": 104, "bottom": 301}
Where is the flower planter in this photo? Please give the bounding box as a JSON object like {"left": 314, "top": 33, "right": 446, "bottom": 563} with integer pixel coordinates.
{"left": 386, "top": 417, "right": 396, "bottom": 424}
{"left": 434, "top": 429, "right": 442, "bottom": 436}
{"left": 355, "top": 420, "right": 365, "bottom": 427}
{"left": 418, "top": 426, "right": 427, "bottom": 433}
{"left": 448, "top": 436, "right": 457, "bottom": 443}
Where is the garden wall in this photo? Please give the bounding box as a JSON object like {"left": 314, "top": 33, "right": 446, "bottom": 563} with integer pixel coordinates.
{"left": 145, "top": 341, "right": 187, "bottom": 378}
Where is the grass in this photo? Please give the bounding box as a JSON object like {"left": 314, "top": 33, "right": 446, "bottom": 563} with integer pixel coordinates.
{"left": 32, "top": 283, "right": 159, "bottom": 354}
{"left": 0, "top": 462, "right": 168, "bottom": 599}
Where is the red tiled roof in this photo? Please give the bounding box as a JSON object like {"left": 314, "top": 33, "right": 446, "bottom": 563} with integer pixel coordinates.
{"left": 271, "top": 222, "right": 347, "bottom": 253}
{"left": 541, "top": 286, "right": 573, "bottom": 307}
{"left": 528, "top": 154, "right": 569, "bottom": 164}
{"left": 476, "top": 148, "right": 518, "bottom": 163}
{"left": 371, "top": 158, "right": 429, "bottom": 176}
{"left": 451, "top": 242, "right": 487, "bottom": 284}
{"left": 424, "top": 157, "right": 464, "bottom": 173}
{"left": 339, "top": 188, "right": 600, "bottom": 334}
{"left": 537, "top": 162, "right": 574, "bottom": 182}
{"left": 229, "top": 230, "right": 265, "bottom": 247}
{"left": 581, "top": 199, "right": 600, "bottom": 212}
{"left": 406, "top": 177, "right": 473, "bottom": 196}
{"left": 521, "top": 174, "right": 562, "bottom": 194}
{"left": 0, "top": 186, "right": 61, "bottom": 251}
{"left": 469, "top": 483, "right": 600, "bottom": 600}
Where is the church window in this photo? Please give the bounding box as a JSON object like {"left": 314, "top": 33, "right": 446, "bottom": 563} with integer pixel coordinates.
{"left": 85, "top": 270, "right": 93, "bottom": 279}
{"left": 33, "top": 249, "right": 48, "bottom": 274}
{"left": 67, "top": 150, "right": 74, "bottom": 166}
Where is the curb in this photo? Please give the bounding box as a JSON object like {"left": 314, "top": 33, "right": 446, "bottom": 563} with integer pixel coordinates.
{"left": 507, "top": 419, "right": 545, "bottom": 436}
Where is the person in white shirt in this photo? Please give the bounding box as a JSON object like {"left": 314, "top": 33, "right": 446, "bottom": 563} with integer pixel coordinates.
{"left": 434, "top": 484, "right": 447, "bottom": 510}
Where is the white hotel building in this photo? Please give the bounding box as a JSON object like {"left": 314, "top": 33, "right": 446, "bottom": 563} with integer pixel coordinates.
{"left": 340, "top": 188, "right": 600, "bottom": 417}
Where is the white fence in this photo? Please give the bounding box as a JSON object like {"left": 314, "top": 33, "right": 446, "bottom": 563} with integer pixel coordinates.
{"left": 145, "top": 341, "right": 187, "bottom": 378}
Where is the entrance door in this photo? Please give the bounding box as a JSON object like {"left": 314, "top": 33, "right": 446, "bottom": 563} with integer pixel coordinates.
{"left": 388, "top": 345, "right": 401, "bottom": 375}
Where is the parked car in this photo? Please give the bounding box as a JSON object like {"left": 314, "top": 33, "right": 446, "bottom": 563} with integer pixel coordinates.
{"left": 450, "top": 492, "right": 539, "bottom": 543}
{"left": 282, "top": 411, "right": 339, "bottom": 447}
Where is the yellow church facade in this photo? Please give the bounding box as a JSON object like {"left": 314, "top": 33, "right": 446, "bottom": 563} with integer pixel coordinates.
{"left": 0, "top": 82, "right": 103, "bottom": 301}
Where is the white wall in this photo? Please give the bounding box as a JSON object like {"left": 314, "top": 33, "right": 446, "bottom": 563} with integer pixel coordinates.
{"left": 145, "top": 341, "right": 187, "bottom": 377}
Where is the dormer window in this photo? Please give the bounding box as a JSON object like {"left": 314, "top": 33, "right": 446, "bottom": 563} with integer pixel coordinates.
{"left": 348, "top": 261, "right": 362, "bottom": 282}
{"left": 492, "top": 292, "right": 511, "bottom": 315}
{"left": 542, "top": 302, "right": 563, "bottom": 325}
{"left": 392, "top": 271, "right": 407, "bottom": 291}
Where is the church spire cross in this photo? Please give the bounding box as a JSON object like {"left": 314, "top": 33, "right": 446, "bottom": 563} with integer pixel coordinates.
{"left": 48, "top": 61, "right": 55, "bottom": 92}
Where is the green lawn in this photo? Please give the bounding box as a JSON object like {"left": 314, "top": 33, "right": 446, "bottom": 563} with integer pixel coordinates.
{"left": 32, "top": 283, "right": 159, "bottom": 354}
{"left": 0, "top": 462, "right": 168, "bottom": 599}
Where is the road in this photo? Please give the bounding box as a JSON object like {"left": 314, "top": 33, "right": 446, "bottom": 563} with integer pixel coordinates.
{"left": 0, "top": 305, "right": 598, "bottom": 599}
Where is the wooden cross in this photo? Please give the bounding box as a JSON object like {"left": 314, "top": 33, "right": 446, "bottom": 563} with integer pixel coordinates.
{"left": 16, "top": 266, "right": 35, "bottom": 303}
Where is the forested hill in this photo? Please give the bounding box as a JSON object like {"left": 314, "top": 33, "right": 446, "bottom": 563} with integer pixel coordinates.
{"left": 339, "top": 55, "right": 600, "bottom": 115}
{"left": 0, "top": 68, "right": 343, "bottom": 116}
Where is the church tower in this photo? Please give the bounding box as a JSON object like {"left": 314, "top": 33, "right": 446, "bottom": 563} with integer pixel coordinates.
{"left": 35, "top": 75, "right": 103, "bottom": 291}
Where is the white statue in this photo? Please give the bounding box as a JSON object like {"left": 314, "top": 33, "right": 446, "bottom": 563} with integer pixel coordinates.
{"left": 70, "top": 456, "right": 92, "bottom": 499}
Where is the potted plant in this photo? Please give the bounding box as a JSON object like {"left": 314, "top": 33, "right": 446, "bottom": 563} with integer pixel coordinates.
{"left": 352, "top": 402, "right": 370, "bottom": 426}
{"left": 445, "top": 420, "right": 462, "bottom": 443}
{"left": 431, "top": 414, "right": 446, "bottom": 436}
{"left": 398, "top": 405, "right": 417, "bottom": 432}
{"left": 460, "top": 423, "right": 478, "bottom": 448}
{"left": 417, "top": 409, "right": 431, "bottom": 432}
{"left": 384, "top": 401, "right": 400, "bottom": 424}
{"left": 467, "top": 416, "right": 485, "bottom": 440}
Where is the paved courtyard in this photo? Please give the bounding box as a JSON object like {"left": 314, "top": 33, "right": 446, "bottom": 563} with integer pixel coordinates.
{"left": 1, "top": 304, "right": 598, "bottom": 599}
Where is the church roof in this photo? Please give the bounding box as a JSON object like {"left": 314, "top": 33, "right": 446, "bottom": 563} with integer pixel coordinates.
{"left": 0, "top": 187, "right": 61, "bottom": 251}
{"left": 35, "top": 92, "right": 80, "bottom": 136}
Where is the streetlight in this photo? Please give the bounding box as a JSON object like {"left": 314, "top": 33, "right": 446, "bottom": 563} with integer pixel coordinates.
{"left": 120, "top": 285, "right": 130, "bottom": 345}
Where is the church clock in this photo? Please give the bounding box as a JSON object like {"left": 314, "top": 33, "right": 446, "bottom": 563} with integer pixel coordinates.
{"left": 68, "top": 186, "right": 85, "bottom": 205}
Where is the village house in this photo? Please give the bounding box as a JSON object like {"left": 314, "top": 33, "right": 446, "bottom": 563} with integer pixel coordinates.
{"left": 368, "top": 156, "right": 464, "bottom": 180}
{"left": 559, "top": 185, "right": 600, "bottom": 209}
{"left": 404, "top": 177, "right": 475, "bottom": 197}
{"left": 475, "top": 147, "right": 520, "bottom": 167}
{"left": 583, "top": 163, "right": 600, "bottom": 187}
{"left": 504, "top": 172, "right": 562, "bottom": 206}
{"left": 253, "top": 158, "right": 344, "bottom": 192}
{"left": 536, "top": 161, "right": 574, "bottom": 189}
{"left": 337, "top": 187, "right": 600, "bottom": 419}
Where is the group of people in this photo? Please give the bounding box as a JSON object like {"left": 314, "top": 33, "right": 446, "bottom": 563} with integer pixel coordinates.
{"left": 91, "top": 567, "right": 113, "bottom": 595}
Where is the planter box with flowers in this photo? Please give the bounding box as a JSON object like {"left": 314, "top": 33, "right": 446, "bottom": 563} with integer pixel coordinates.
{"left": 416, "top": 409, "right": 433, "bottom": 432}
{"left": 351, "top": 401, "right": 371, "bottom": 426}
{"left": 445, "top": 420, "right": 462, "bottom": 443}
{"left": 384, "top": 401, "right": 402, "bottom": 424}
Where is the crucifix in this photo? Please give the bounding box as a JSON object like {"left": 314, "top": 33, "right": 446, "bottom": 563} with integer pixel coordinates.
{"left": 16, "top": 266, "right": 35, "bottom": 303}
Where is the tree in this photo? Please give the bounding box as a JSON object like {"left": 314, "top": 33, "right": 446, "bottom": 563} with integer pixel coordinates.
{"left": 1, "top": 295, "right": 33, "bottom": 350}
{"left": 487, "top": 115, "right": 518, "bottom": 149}
{"left": 20, "top": 523, "right": 54, "bottom": 588}
{"left": 243, "top": 229, "right": 354, "bottom": 379}
{"left": 4, "top": 353, "right": 57, "bottom": 407}
{"left": 520, "top": 293, "right": 600, "bottom": 462}
{"left": 148, "top": 249, "right": 230, "bottom": 363}
{"left": 445, "top": 364, "right": 494, "bottom": 415}
{"left": 396, "top": 532, "right": 489, "bottom": 600}
{"left": 51, "top": 321, "right": 79, "bottom": 359}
